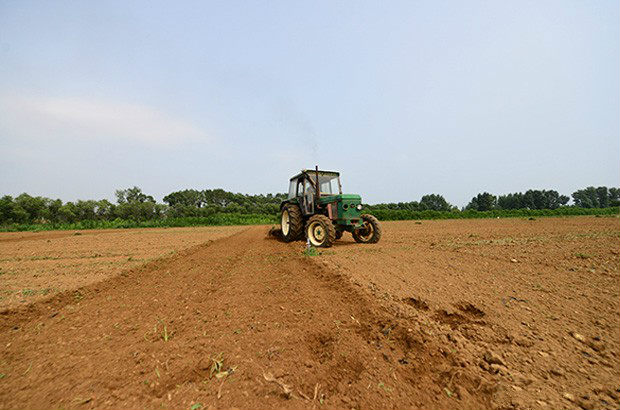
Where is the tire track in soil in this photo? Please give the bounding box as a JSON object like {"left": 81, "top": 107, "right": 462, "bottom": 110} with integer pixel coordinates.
{"left": 0, "top": 227, "right": 493, "bottom": 409}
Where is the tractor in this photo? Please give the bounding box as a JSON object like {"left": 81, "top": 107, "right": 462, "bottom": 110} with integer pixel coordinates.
{"left": 276, "top": 167, "right": 382, "bottom": 248}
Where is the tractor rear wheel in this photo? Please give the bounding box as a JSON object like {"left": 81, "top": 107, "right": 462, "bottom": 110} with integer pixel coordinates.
{"left": 352, "top": 214, "right": 382, "bottom": 244}
{"left": 305, "top": 215, "right": 336, "bottom": 248}
{"left": 280, "top": 204, "right": 303, "bottom": 242}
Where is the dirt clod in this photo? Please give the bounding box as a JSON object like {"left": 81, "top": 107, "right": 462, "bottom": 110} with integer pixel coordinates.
{"left": 483, "top": 351, "right": 505, "bottom": 366}
{"left": 572, "top": 332, "right": 586, "bottom": 342}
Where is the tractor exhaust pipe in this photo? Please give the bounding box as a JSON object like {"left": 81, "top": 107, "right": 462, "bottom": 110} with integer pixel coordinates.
{"left": 315, "top": 165, "right": 320, "bottom": 197}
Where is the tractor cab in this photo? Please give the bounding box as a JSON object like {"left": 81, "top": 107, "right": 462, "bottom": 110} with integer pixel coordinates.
{"left": 287, "top": 170, "right": 341, "bottom": 216}
{"left": 278, "top": 168, "right": 382, "bottom": 247}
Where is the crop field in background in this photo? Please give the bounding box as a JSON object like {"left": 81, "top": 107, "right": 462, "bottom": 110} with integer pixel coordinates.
{"left": 0, "top": 216, "right": 618, "bottom": 410}
{"left": 1, "top": 206, "right": 617, "bottom": 232}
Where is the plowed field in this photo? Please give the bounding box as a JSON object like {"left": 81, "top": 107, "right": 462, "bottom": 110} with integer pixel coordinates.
{"left": 0, "top": 217, "right": 618, "bottom": 410}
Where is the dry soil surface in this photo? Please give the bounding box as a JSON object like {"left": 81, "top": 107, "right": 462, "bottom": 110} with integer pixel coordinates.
{"left": 0, "top": 217, "right": 618, "bottom": 410}
{"left": 0, "top": 226, "right": 246, "bottom": 309}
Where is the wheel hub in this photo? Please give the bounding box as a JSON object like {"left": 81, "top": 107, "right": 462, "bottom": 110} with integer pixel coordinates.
{"left": 313, "top": 225, "right": 325, "bottom": 241}
{"left": 358, "top": 222, "right": 373, "bottom": 240}
{"left": 308, "top": 221, "right": 327, "bottom": 246}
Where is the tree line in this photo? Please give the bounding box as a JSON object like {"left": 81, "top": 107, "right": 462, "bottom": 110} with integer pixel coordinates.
{"left": 0, "top": 187, "right": 287, "bottom": 225}
{"left": 365, "top": 187, "right": 619, "bottom": 212}
{"left": 463, "top": 187, "right": 619, "bottom": 211}
{"left": 0, "top": 185, "right": 618, "bottom": 227}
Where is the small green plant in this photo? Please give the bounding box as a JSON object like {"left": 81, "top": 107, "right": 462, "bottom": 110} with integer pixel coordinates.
{"left": 210, "top": 354, "right": 236, "bottom": 379}
{"left": 159, "top": 320, "right": 171, "bottom": 342}
{"left": 210, "top": 354, "right": 224, "bottom": 377}
{"left": 190, "top": 404, "right": 203, "bottom": 410}
{"left": 21, "top": 289, "right": 35, "bottom": 296}
{"left": 377, "top": 382, "right": 392, "bottom": 393}
{"left": 302, "top": 246, "right": 319, "bottom": 257}
{"left": 145, "top": 319, "right": 174, "bottom": 342}
{"left": 575, "top": 253, "right": 591, "bottom": 259}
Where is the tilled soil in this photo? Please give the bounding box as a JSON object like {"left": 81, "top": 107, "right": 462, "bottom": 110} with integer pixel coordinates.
{"left": 322, "top": 217, "right": 620, "bottom": 409}
{"left": 0, "top": 226, "right": 245, "bottom": 308}
{"left": 0, "top": 217, "right": 618, "bottom": 410}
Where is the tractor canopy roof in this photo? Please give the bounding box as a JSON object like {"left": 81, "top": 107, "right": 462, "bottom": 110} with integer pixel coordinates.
{"left": 289, "top": 169, "right": 340, "bottom": 181}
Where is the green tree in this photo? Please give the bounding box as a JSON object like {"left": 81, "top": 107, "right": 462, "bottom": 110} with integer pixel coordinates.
{"left": 163, "top": 189, "right": 204, "bottom": 208}
{"left": 466, "top": 192, "right": 497, "bottom": 211}
{"left": 497, "top": 193, "right": 524, "bottom": 210}
{"left": 58, "top": 202, "right": 78, "bottom": 223}
{"left": 203, "top": 189, "right": 234, "bottom": 207}
{"left": 14, "top": 193, "right": 49, "bottom": 223}
{"left": 47, "top": 199, "right": 63, "bottom": 223}
{"left": 419, "top": 194, "right": 452, "bottom": 211}
{"left": 74, "top": 200, "right": 98, "bottom": 220}
{"left": 556, "top": 193, "right": 570, "bottom": 208}
{"left": 609, "top": 188, "right": 620, "bottom": 207}
{"left": 596, "top": 187, "right": 610, "bottom": 208}
{"left": 522, "top": 190, "right": 543, "bottom": 209}
{"left": 572, "top": 187, "right": 599, "bottom": 208}
{"left": 95, "top": 200, "right": 115, "bottom": 220}
{"left": 0, "top": 195, "right": 30, "bottom": 224}
{"left": 115, "top": 187, "right": 155, "bottom": 204}
{"left": 0, "top": 195, "right": 15, "bottom": 224}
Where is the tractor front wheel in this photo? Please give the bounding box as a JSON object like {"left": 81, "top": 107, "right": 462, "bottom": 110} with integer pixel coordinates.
{"left": 352, "top": 214, "right": 382, "bottom": 244}
{"left": 305, "top": 215, "right": 336, "bottom": 248}
{"left": 281, "top": 204, "right": 303, "bottom": 242}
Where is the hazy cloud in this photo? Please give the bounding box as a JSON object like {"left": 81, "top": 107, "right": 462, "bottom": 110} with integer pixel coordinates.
{"left": 0, "top": 94, "right": 210, "bottom": 146}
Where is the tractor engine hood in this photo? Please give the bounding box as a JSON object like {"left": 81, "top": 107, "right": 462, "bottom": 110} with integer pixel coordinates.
{"left": 318, "top": 194, "right": 364, "bottom": 227}
{"left": 317, "top": 194, "right": 361, "bottom": 205}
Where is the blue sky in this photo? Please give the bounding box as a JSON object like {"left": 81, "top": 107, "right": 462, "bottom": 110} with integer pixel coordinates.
{"left": 1, "top": 1, "right": 618, "bottom": 206}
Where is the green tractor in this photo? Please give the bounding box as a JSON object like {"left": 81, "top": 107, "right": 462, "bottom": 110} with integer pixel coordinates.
{"left": 276, "top": 168, "right": 382, "bottom": 247}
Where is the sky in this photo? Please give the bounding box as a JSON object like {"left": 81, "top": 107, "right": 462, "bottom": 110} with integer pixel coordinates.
{"left": 1, "top": 1, "right": 618, "bottom": 206}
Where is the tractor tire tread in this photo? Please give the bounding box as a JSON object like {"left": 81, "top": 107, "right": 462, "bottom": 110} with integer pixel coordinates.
{"left": 352, "top": 214, "right": 382, "bottom": 244}
{"left": 282, "top": 204, "right": 304, "bottom": 242}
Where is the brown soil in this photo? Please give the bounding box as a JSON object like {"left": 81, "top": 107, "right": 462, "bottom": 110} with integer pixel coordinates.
{"left": 0, "top": 217, "right": 618, "bottom": 410}
{"left": 0, "top": 226, "right": 246, "bottom": 309}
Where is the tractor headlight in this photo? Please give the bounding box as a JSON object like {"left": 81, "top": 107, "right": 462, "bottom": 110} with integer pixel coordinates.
{"left": 356, "top": 204, "right": 363, "bottom": 211}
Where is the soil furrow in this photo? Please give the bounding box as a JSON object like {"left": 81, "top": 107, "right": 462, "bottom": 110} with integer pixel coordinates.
{"left": 0, "top": 227, "right": 491, "bottom": 410}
